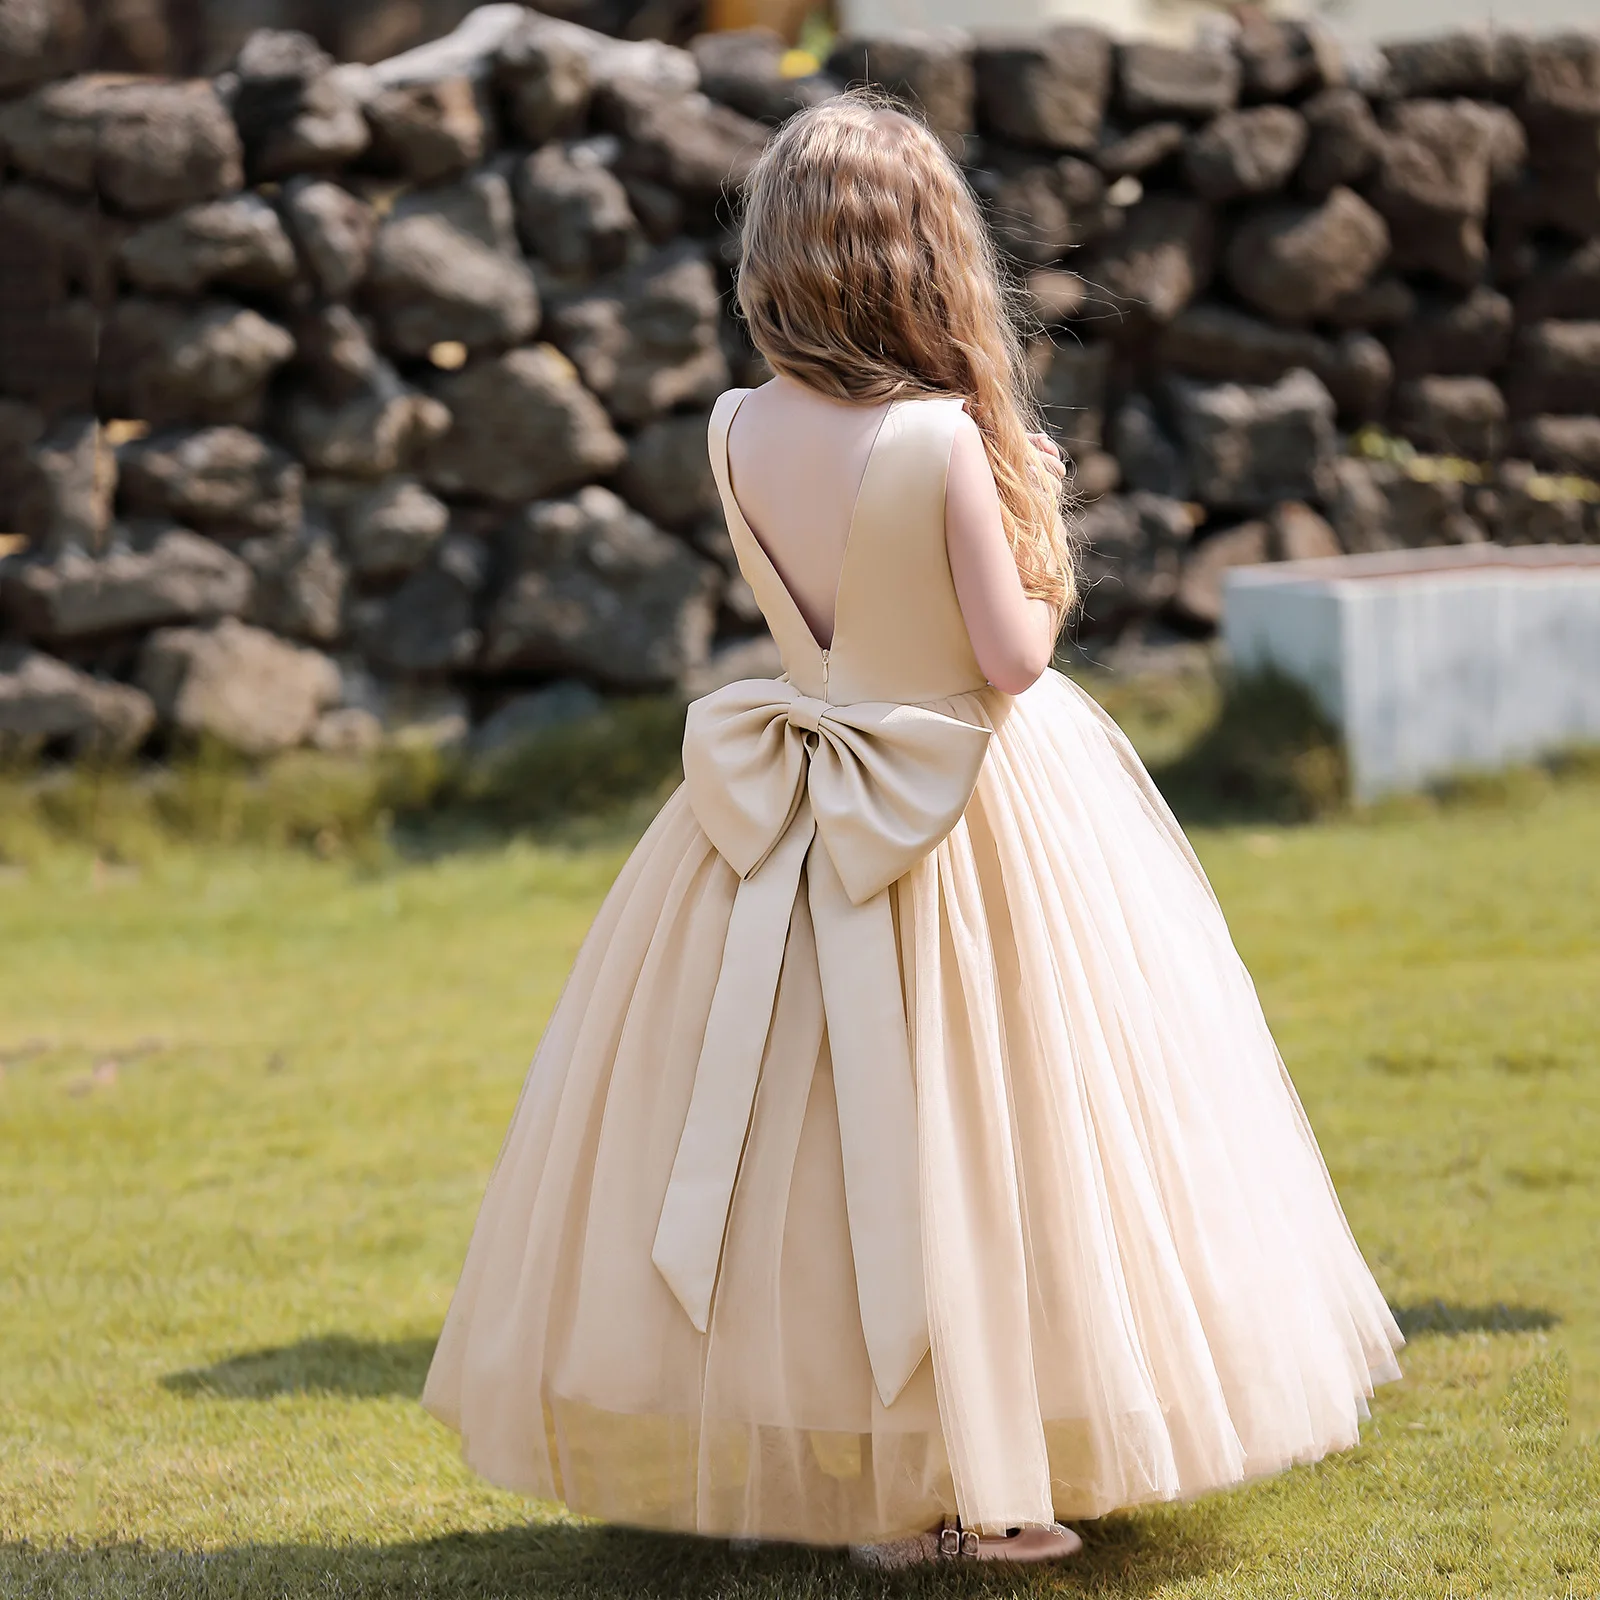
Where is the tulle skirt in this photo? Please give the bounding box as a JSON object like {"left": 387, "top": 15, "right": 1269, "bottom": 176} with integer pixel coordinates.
{"left": 421, "top": 668, "right": 1403, "bottom": 1543}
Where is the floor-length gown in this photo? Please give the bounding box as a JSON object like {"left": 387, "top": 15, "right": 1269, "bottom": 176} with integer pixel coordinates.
{"left": 421, "top": 386, "right": 1404, "bottom": 1544}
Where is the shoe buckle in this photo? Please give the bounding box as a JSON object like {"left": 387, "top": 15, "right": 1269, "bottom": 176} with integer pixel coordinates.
{"left": 939, "top": 1525, "right": 979, "bottom": 1558}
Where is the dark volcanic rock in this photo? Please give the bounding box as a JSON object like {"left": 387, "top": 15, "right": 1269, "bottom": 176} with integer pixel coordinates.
{"left": 1172, "top": 520, "right": 1270, "bottom": 629}
{"left": 690, "top": 26, "right": 839, "bottom": 125}
{"left": 1323, "top": 276, "right": 1417, "bottom": 331}
{"left": 826, "top": 28, "right": 973, "bottom": 152}
{"left": 11, "top": 414, "right": 110, "bottom": 558}
{"left": 0, "top": 73, "right": 242, "bottom": 214}
{"left": 1075, "top": 491, "right": 1196, "bottom": 633}
{"left": 343, "top": 478, "right": 450, "bottom": 581}
{"left": 483, "top": 485, "right": 717, "bottom": 689}
{"left": 1386, "top": 473, "right": 1487, "bottom": 547}
{"left": 1389, "top": 287, "right": 1513, "bottom": 379}
{"left": 1162, "top": 305, "right": 1337, "bottom": 392}
{"left": 241, "top": 525, "right": 347, "bottom": 644}
{"left": 1225, "top": 187, "right": 1388, "bottom": 325}
{"left": 1325, "top": 458, "right": 1483, "bottom": 551}
{"left": 137, "top": 615, "right": 340, "bottom": 754}
{"left": 1393, "top": 375, "right": 1507, "bottom": 459}
{"left": 0, "top": 400, "right": 46, "bottom": 547}
{"left": 281, "top": 177, "right": 377, "bottom": 301}
{"left": 98, "top": 299, "right": 295, "bottom": 429}
{"left": 1502, "top": 163, "right": 1600, "bottom": 245}
{"left": 116, "top": 425, "right": 303, "bottom": 540}
{"left": 1034, "top": 339, "right": 1110, "bottom": 451}
{"left": 1517, "top": 32, "right": 1600, "bottom": 206}
{"left": 1170, "top": 368, "right": 1336, "bottom": 513}
{"left": 1382, "top": 30, "right": 1529, "bottom": 100}
{"left": 1297, "top": 88, "right": 1383, "bottom": 197}
{"left": 355, "top": 533, "right": 487, "bottom": 674}
{"left": 0, "top": 295, "right": 96, "bottom": 415}
{"left": 1323, "top": 457, "right": 1393, "bottom": 553}
{"left": 1077, "top": 196, "right": 1214, "bottom": 327}
{"left": 1117, "top": 41, "right": 1239, "bottom": 121}
{"left": 1319, "top": 332, "right": 1394, "bottom": 423}
{"left": 421, "top": 344, "right": 626, "bottom": 503}
{"left": 514, "top": 140, "right": 641, "bottom": 280}
{"left": 972, "top": 24, "right": 1111, "bottom": 152}
{"left": 1184, "top": 107, "right": 1306, "bottom": 202}
{"left": 493, "top": 12, "right": 593, "bottom": 145}
{"left": 363, "top": 75, "right": 488, "bottom": 184}
{"left": 285, "top": 302, "right": 385, "bottom": 403}
{"left": 1236, "top": 14, "right": 1330, "bottom": 102}
{"left": 1514, "top": 239, "right": 1600, "bottom": 323}
{"left": 545, "top": 242, "right": 728, "bottom": 426}
{"left": 0, "top": 181, "right": 122, "bottom": 308}
{"left": 365, "top": 173, "right": 540, "bottom": 357}
{"left": 118, "top": 194, "right": 297, "bottom": 296}
{"left": 601, "top": 80, "right": 769, "bottom": 216}
{"left": 1478, "top": 459, "right": 1589, "bottom": 545}
{"left": 1368, "top": 98, "right": 1510, "bottom": 288}
{"left": 1094, "top": 119, "right": 1186, "bottom": 178}
{"left": 279, "top": 348, "right": 450, "bottom": 481}
{"left": 1024, "top": 267, "right": 1089, "bottom": 324}
{"left": 0, "top": 645, "right": 155, "bottom": 760}
{"left": 983, "top": 150, "right": 1114, "bottom": 265}
{"left": 1506, "top": 320, "right": 1600, "bottom": 416}
{"left": 612, "top": 412, "right": 720, "bottom": 530}
{"left": 0, "top": 0, "right": 85, "bottom": 94}
{"left": 1518, "top": 33, "right": 1600, "bottom": 146}
{"left": 1267, "top": 500, "right": 1341, "bottom": 563}
{"left": 1512, "top": 415, "right": 1600, "bottom": 478}
{"left": 1109, "top": 395, "right": 1189, "bottom": 500}
{"left": 4, "top": 524, "right": 251, "bottom": 641}
{"left": 227, "top": 29, "right": 370, "bottom": 181}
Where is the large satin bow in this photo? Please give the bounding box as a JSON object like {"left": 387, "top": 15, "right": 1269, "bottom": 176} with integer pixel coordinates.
{"left": 651, "top": 677, "right": 992, "bottom": 1408}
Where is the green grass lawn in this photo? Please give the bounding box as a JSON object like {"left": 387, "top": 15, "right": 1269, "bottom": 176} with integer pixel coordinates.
{"left": 1, "top": 778, "right": 1598, "bottom": 1598}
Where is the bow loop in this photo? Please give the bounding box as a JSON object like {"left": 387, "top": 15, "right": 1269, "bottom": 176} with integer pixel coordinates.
{"left": 683, "top": 678, "right": 992, "bottom": 905}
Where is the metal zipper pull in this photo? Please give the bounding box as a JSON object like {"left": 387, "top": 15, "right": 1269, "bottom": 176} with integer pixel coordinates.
{"left": 820, "top": 647, "right": 829, "bottom": 694}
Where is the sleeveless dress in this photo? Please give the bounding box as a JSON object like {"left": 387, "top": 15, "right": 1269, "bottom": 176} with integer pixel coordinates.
{"left": 421, "top": 388, "right": 1404, "bottom": 1544}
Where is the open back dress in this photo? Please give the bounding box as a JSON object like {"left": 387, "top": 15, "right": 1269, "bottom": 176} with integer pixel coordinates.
{"left": 421, "top": 387, "right": 1405, "bottom": 1544}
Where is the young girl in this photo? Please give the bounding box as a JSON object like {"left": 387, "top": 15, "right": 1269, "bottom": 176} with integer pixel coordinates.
{"left": 422, "top": 89, "right": 1403, "bottom": 1566}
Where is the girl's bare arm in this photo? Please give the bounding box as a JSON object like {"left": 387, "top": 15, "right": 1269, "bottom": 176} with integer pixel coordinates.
{"left": 944, "top": 412, "right": 1064, "bottom": 695}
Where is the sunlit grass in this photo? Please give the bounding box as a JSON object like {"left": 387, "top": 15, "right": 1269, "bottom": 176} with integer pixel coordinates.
{"left": 1, "top": 775, "right": 1597, "bottom": 1595}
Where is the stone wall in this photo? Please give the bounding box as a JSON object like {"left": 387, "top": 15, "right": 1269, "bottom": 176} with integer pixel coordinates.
{"left": 3, "top": 0, "right": 696, "bottom": 77}
{"left": 1, "top": 4, "right": 1598, "bottom": 763}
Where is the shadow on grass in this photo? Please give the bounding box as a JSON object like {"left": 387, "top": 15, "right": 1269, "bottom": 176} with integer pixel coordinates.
{"left": 0, "top": 1511, "right": 1226, "bottom": 1600}
{"left": 1149, "top": 668, "right": 1346, "bottom": 827}
{"left": 161, "top": 1335, "right": 437, "bottom": 1400}
{"left": 1390, "top": 1300, "right": 1560, "bottom": 1338}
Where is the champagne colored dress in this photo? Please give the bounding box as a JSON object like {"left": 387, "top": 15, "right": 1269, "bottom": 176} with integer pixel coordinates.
{"left": 422, "top": 387, "right": 1404, "bottom": 1544}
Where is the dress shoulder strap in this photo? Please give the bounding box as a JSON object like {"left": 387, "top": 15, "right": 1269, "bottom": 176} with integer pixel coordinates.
{"left": 705, "top": 388, "right": 749, "bottom": 517}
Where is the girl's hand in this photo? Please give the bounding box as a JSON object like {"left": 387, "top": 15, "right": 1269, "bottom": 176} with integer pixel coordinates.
{"left": 1026, "top": 431, "right": 1067, "bottom": 484}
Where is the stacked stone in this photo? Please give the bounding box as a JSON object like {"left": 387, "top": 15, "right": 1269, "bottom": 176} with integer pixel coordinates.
{"left": 0, "top": 6, "right": 802, "bottom": 759}
{"left": 0, "top": 5, "right": 1598, "bottom": 762}
{"left": 955, "top": 18, "right": 1600, "bottom": 633}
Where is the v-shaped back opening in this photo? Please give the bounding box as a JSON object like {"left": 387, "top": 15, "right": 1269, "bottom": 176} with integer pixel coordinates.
{"left": 720, "top": 386, "right": 901, "bottom": 657}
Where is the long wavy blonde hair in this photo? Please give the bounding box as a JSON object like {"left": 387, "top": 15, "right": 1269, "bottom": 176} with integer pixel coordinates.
{"left": 733, "top": 87, "right": 1078, "bottom": 620}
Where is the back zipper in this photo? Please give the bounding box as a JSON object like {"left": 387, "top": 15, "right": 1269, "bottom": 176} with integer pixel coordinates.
{"left": 820, "top": 647, "right": 829, "bottom": 694}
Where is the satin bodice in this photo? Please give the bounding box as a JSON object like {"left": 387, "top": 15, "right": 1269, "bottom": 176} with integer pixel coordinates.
{"left": 708, "top": 386, "right": 991, "bottom": 706}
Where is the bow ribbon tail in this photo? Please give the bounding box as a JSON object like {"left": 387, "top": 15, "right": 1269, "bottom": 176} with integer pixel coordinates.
{"left": 807, "top": 842, "right": 930, "bottom": 1409}
{"left": 651, "top": 800, "right": 817, "bottom": 1333}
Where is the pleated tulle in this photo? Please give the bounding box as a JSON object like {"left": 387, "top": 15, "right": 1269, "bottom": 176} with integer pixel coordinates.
{"left": 422, "top": 669, "right": 1403, "bottom": 1542}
